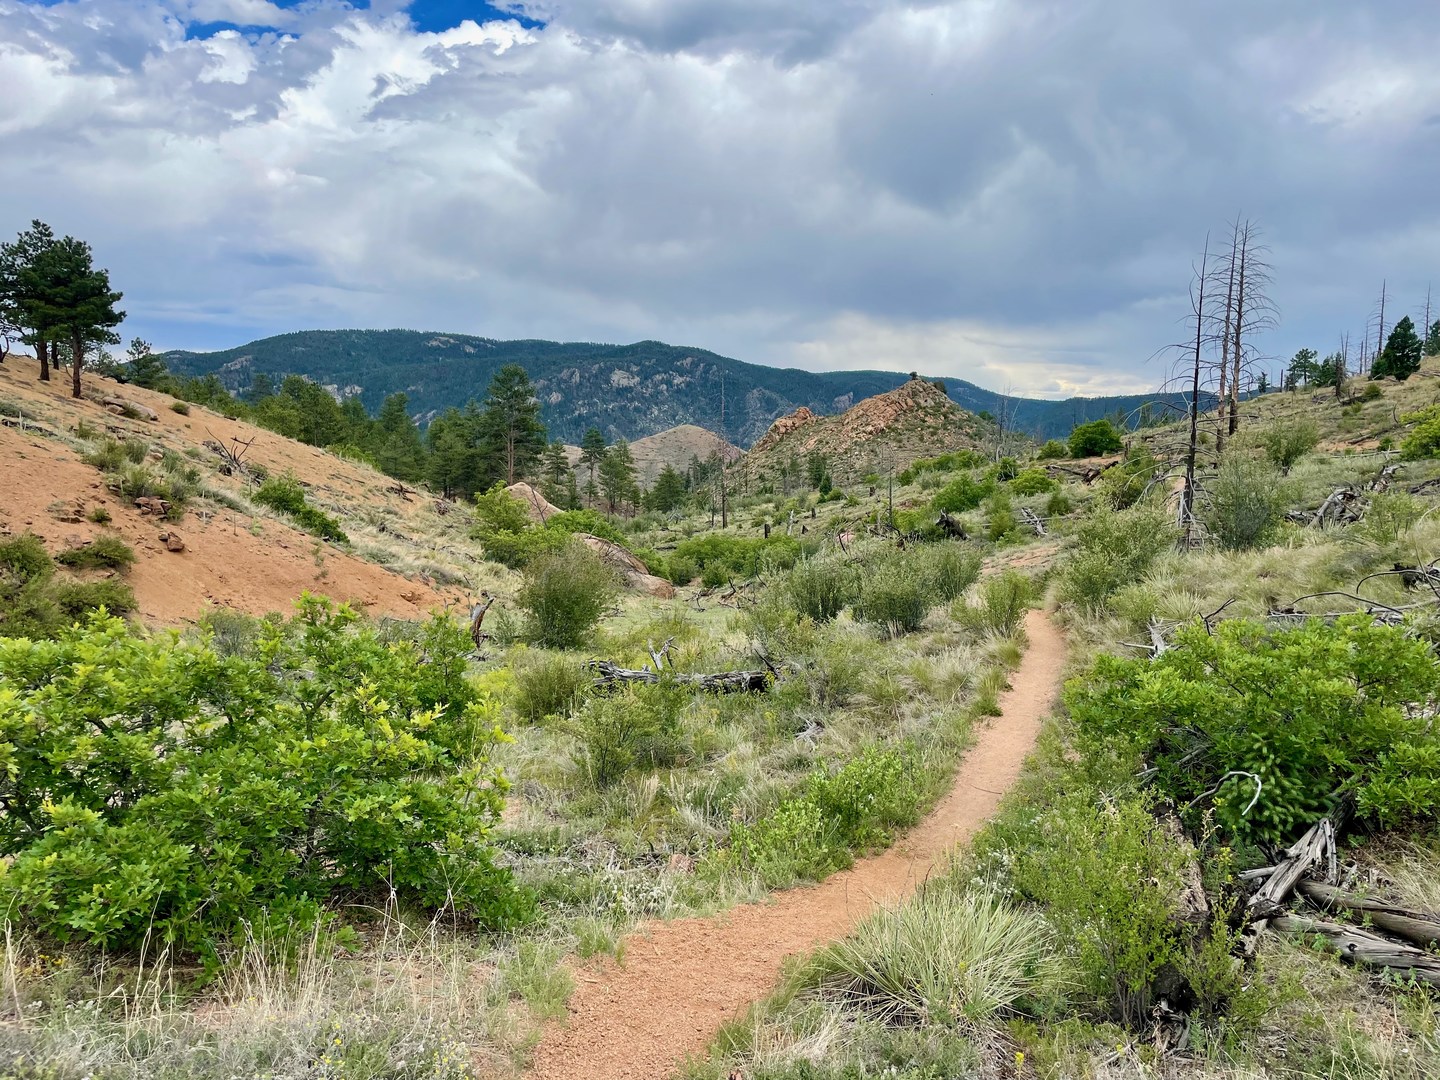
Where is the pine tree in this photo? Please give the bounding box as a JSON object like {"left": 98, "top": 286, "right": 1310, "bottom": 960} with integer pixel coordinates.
{"left": 579, "top": 427, "right": 607, "bottom": 507}
{"left": 599, "top": 439, "right": 639, "bottom": 515}
{"left": 478, "top": 365, "right": 545, "bottom": 485}
{"left": 32, "top": 235, "right": 125, "bottom": 398}
{"left": 1426, "top": 319, "right": 1440, "bottom": 357}
{"left": 123, "top": 338, "right": 167, "bottom": 389}
{"left": 539, "top": 441, "right": 575, "bottom": 508}
{"left": 646, "top": 464, "right": 687, "bottom": 513}
{"left": 0, "top": 221, "right": 59, "bottom": 381}
{"left": 1374, "top": 316, "right": 1423, "bottom": 381}
{"left": 371, "top": 393, "right": 427, "bottom": 481}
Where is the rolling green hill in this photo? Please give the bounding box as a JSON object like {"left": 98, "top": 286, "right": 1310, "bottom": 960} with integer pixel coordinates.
{"left": 163, "top": 329, "right": 1191, "bottom": 446}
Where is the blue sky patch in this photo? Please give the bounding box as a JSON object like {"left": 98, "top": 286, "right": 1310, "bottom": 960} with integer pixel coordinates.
{"left": 171, "top": 0, "right": 542, "bottom": 39}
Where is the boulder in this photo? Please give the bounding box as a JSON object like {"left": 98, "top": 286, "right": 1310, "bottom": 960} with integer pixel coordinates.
{"left": 135, "top": 496, "right": 170, "bottom": 516}
{"left": 505, "top": 482, "right": 562, "bottom": 523}
{"left": 101, "top": 396, "right": 160, "bottom": 422}
{"left": 158, "top": 531, "right": 185, "bottom": 552}
{"left": 574, "top": 533, "right": 676, "bottom": 598}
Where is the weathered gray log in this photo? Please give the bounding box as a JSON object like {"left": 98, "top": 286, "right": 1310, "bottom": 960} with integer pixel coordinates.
{"left": 1271, "top": 915, "right": 1440, "bottom": 987}
{"left": 1241, "top": 810, "right": 1346, "bottom": 956}
{"left": 588, "top": 660, "right": 770, "bottom": 693}
{"left": 1296, "top": 881, "right": 1440, "bottom": 948}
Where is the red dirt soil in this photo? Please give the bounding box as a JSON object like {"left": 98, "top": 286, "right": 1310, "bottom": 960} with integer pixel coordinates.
{"left": 0, "top": 361, "right": 461, "bottom": 625}
{"left": 525, "top": 608, "right": 1067, "bottom": 1080}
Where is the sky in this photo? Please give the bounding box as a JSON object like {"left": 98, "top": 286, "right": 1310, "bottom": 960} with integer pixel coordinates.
{"left": 1, "top": 0, "right": 1437, "bottom": 397}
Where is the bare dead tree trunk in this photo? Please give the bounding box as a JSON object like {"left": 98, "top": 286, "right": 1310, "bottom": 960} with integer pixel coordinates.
{"left": 1182, "top": 236, "right": 1211, "bottom": 543}
{"left": 1216, "top": 221, "right": 1238, "bottom": 448}
{"left": 1335, "top": 333, "right": 1348, "bottom": 400}
{"left": 1228, "top": 225, "right": 1249, "bottom": 438}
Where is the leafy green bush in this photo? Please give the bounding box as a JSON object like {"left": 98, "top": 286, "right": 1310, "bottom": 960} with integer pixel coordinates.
{"left": 1360, "top": 491, "right": 1423, "bottom": 543}
{"left": 1008, "top": 468, "right": 1058, "bottom": 496}
{"left": 1259, "top": 417, "right": 1319, "bottom": 473}
{"left": 253, "top": 474, "right": 349, "bottom": 542}
{"left": 1004, "top": 792, "right": 1195, "bottom": 1027}
{"left": 517, "top": 541, "right": 619, "bottom": 649}
{"left": 511, "top": 647, "right": 592, "bottom": 724}
{"left": 1400, "top": 404, "right": 1440, "bottom": 459}
{"left": 854, "top": 550, "right": 936, "bottom": 636}
{"left": 985, "top": 489, "right": 1017, "bottom": 541}
{"left": 1045, "top": 489, "right": 1072, "bottom": 517}
{"left": 1361, "top": 382, "right": 1384, "bottom": 401}
{"left": 807, "top": 884, "right": 1056, "bottom": 1027}
{"left": 957, "top": 570, "right": 1033, "bottom": 638}
{"left": 1068, "top": 419, "right": 1124, "bottom": 458}
{"left": 1202, "top": 453, "right": 1288, "bottom": 551}
{"left": 545, "top": 508, "right": 625, "bottom": 543}
{"left": 783, "top": 551, "right": 861, "bottom": 622}
{"left": 570, "top": 683, "right": 689, "bottom": 789}
{"left": 53, "top": 579, "right": 137, "bottom": 618}
{"left": 897, "top": 449, "right": 986, "bottom": 485}
{"left": 931, "top": 473, "right": 995, "bottom": 514}
{"left": 1059, "top": 503, "right": 1176, "bottom": 613}
{"left": 1097, "top": 450, "right": 1157, "bottom": 510}
{"left": 169, "top": 400, "right": 190, "bottom": 415}
{"left": 1037, "top": 439, "right": 1069, "bottom": 460}
{"left": 728, "top": 746, "right": 922, "bottom": 886}
{"left": 1066, "top": 616, "right": 1440, "bottom": 841}
{"left": 0, "top": 598, "right": 528, "bottom": 954}
{"left": 917, "top": 544, "right": 982, "bottom": 603}
{"left": 54, "top": 534, "right": 135, "bottom": 571}
{"left": 673, "top": 533, "right": 801, "bottom": 586}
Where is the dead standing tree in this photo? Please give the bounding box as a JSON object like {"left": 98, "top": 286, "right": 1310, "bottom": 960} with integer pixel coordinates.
{"left": 1210, "top": 218, "right": 1277, "bottom": 444}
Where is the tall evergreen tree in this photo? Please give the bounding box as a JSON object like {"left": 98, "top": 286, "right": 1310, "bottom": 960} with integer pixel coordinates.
{"left": 0, "top": 221, "right": 60, "bottom": 381}
{"left": 479, "top": 364, "right": 545, "bottom": 485}
{"left": 1426, "top": 319, "right": 1440, "bottom": 357}
{"left": 539, "top": 441, "right": 576, "bottom": 508}
{"left": 31, "top": 235, "right": 125, "bottom": 398}
{"left": 579, "top": 426, "right": 607, "bottom": 507}
{"left": 646, "top": 464, "right": 687, "bottom": 513}
{"left": 599, "top": 439, "right": 639, "bottom": 515}
{"left": 122, "top": 338, "right": 167, "bottom": 389}
{"left": 1374, "top": 316, "right": 1422, "bottom": 381}
{"left": 371, "top": 392, "right": 427, "bottom": 481}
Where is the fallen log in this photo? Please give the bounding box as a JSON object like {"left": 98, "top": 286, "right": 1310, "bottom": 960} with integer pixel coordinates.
{"left": 587, "top": 660, "right": 770, "bottom": 693}
{"left": 1271, "top": 915, "right": 1440, "bottom": 988}
{"left": 1296, "top": 881, "right": 1440, "bottom": 948}
{"left": 1242, "top": 808, "right": 1347, "bottom": 956}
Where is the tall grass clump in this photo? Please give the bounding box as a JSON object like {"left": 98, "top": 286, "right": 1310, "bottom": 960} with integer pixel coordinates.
{"left": 956, "top": 570, "right": 1033, "bottom": 638}
{"left": 510, "top": 647, "right": 592, "bottom": 724}
{"left": 517, "top": 540, "right": 620, "bottom": 649}
{"left": 917, "top": 544, "right": 982, "bottom": 603}
{"left": 1059, "top": 502, "right": 1176, "bottom": 613}
{"left": 853, "top": 549, "right": 934, "bottom": 636}
{"left": 807, "top": 884, "right": 1056, "bottom": 1028}
{"left": 1260, "top": 416, "right": 1319, "bottom": 473}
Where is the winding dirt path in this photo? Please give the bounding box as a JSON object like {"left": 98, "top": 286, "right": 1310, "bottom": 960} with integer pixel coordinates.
{"left": 525, "top": 609, "right": 1067, "bottom": 1080}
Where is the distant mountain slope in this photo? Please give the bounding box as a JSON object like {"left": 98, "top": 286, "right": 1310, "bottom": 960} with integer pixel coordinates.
{"left": 564, "top": 424, "right": 740, "bottom": 485}
{"left": 736, "top": 378, "right": 991, "bottom": 488}
{"left": 162, "top": 329, "right": 1191, "bottom": 445}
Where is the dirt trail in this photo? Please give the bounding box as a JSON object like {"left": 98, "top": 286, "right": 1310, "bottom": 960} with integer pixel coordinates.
{"left": 526, "top": 608, "right": 1067, "bottom": 1080}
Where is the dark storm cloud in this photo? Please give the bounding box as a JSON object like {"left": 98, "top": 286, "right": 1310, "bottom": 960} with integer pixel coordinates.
{"left": 0, "top": 0, "right": 1436, "bottom": 394}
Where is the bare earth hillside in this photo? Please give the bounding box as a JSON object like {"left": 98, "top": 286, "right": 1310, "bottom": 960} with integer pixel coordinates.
{"left": 564, "top": 422, "right": 740, "bottom": 484}
{"left": 0, "top": 359, "right": 484, "bottom": 626}
{"left": 736, "top": 376, "right": 994, "bottom": 487}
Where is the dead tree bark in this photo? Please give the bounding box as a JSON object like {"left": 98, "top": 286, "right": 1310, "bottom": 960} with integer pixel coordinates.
{"left": 588, "top": 661, "right": 770, "bottom": 693}
{"left": 1182, "top": 235, "right": 1211, "bottom": 542}
{"left": 1296, "top": 881, "right": 1440, "bottom": 948}
{"left": 1271, "top": 915, "right": 1440, "bottom": 987}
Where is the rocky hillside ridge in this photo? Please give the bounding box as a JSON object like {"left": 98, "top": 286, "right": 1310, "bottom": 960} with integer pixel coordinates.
{"left": 0, "top": 357, "right": 498, "bottom": 627}
{"left": 162, "top": 329, "right": 1198, "bottom": 444}
{"left": 736, "top": 378, "right": 994, "bottom": 487}
{"left": 566, "top": 423, "right": 742, "bottom": 484}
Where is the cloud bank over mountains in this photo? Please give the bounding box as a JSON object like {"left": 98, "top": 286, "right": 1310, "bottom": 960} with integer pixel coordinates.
{"left": 2, "top": 0, "right": 1436, "bottom": 396}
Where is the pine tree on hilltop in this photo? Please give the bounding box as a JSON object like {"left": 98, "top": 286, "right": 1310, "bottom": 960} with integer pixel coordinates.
{"left": 599, "top": 439, "right": 640, "bottom": 515}
{"left": 1373, "top": 316, "right": 1422, "bottom": 381}
{"left": 579, "top": 427, "right": 607, "bottom": 508}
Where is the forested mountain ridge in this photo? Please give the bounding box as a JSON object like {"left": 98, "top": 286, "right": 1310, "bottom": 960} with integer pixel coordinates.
{"left": 162, "top": 329, "right": 1189, "bottom": 445}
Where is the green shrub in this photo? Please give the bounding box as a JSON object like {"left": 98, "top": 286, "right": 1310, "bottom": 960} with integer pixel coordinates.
{"left": 1202, "top": 453, "right": 1288, "bottom": 551}
{"left": 1008, "top": 468, "right": 1058, "bottom": 496}
{"left": 1259, "top": 417, "right": 1319, "bottom": 473}
{"left": 0, "top": 598, "right": 528, "bottom": 954}
{"left": 1059, "top": 503, "right": 1176, "bottom": 612}
{"left": 1037, "top": 439, "right": 1069, "bottom": 460}
{"left": 1068, "top": 419, "right": 1124, "bottom": 458}
{"left": 917, "top": 544, "right": 982, "bottom": 603}
{"left": 1362, "top": 382, "right": 1384, "bottom": 401}
{"left": 545, "top": 508, "right": 624, "bottom": 543}
{"left": 1005, "top": 792, "right": 1194, "bottom": 1027}
{"left": 0, "top": 534, "right": 61, "bottom": 639}
{"left": 1360, "top": 491, "right": 1423, "bottom": 543}
{"left": 86, "top": 505, "right": 112, "bottom": 524}
{"left": 1066, "top": 616, "right": 1440, "bottom": 841}
{"left": 52, "top": 579, "right": 138, "bottom": 618}
{"left": 985, "top": 489, "right": 1017, "bottom": 541}
{"left": 81, "top": 437, "right": 129, "bottom": 472}
{"left": 511, "top": 647, "right": 592, "bottom": 724}
{"left": 807, "top": 884, "right": 1056, "bottom": 1027}
{"left": 897, "top": 450, "right": 986, "bottom": 485}
{"left": 728, "top": 746, "right": 921, "bottom": 886}
{"left": 253, "top": 474, "right": 349, "bottom": 542}
{"left": 673, "top": 533, "right": 801, "bottom": 586}
{"left": 1400, "top": 404, "right": 1440, "bottom": 459}
{"left": 54, "top": 534, "right": 135, "bottom": 571}
{"left": 570, "top": 683, "right": 689, "bottom": 789}
{"left": 931, "top": 473, "right": 994, "bottom": 514}
{"left": 517, "top": 541, "right": 619, "bottom": 649}
{"left": 169, "top": 400, "right": 190, "bottom": 415}
{"left": 854, "top": 550, "right": 935, "bottom": 636}
{"left": 783, "top": 551, "right": 861, "bottom": 623}
{"left": 1097, "top": 450, "right": 1157, "bottom": 510}
{"left": 1045, "top": 489, "right": 1072, "bottom": 517}
{"left": 957, "top": 570, "right": 1032, "bottom": 638}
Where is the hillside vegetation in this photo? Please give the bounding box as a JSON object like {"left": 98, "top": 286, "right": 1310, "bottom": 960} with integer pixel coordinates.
{"left": 162, "top": 328, "right": 1196, "bottom": 444}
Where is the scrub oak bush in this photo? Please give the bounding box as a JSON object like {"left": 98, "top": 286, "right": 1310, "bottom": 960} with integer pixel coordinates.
{"left": 1008, "top": 467, "right": 1058, "bottom": 496}
{"left": 0, "top": 532, "right": 136, "bottom": 639}
{"left": 1058, "top": 503, "right": 1176, "bottom": 613}
{"left": 783, "top": 551, "right": 861, "bottom": 623}
{"left": 1067, "top": 418, "right": 1124, "bottom": 458}
{"left": 1259, "top": 416, "right": 1319, "bottom": 473}
{"left": 570, "top": 683, "right": 690, "bottom": 789}
{"left": 516, "top": 540, "right": 620, "bottom": 649}
{"left": 672, "top": 533, "right": 801, "bottom": 586}
{"left": 1202, "top": 453, "right": 1290, "bottom": 551}
{"left": 54, "top": 533, "right": 135, "bottom": 571}
{"left": 253, "top": 473, "right": 349, "bottom": 542}
{"left": 1066, "top": 616, "right": 1440, "bottom": 842}
{"left": 0, "top": 597, "right": 527, "bottom": 954}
